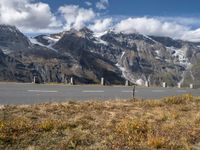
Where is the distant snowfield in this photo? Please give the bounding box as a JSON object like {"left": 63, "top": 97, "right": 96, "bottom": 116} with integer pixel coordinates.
{"left": 29, "top": 36, "right": 59, "bottom": 52}
{"left": 43, "top": 35, "right": 61, "bottom": 44}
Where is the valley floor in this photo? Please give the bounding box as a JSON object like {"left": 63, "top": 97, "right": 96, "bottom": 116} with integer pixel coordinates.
{"left": 0, "top": 94, "right": 200, "bottom": 149}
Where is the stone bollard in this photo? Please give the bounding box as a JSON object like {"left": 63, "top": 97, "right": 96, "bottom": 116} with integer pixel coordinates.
{"left": 70, "top": 77, "right": 74, "bottom": 85}
{"left": 33, "top": 76, "right": 36, "bottom": 84}
{"left": 101, "top": 77, "right": 105, "bottom": 85}
{"left": 61, "top": 75, "right": 65, "bottom": 83}
{"left": 64, "top": 77, "right": 68, "bottom": 84}
{"left": 190, "top": 84, "right": 193, "bottom": 89}
{"left": 145, "top": 81, "right": 150, "bottom": 87}
{"left": 125, "top": 80, "right": 129, "bottom": 86}
{"left": 177, "top": 83, "right": 181, "bottom": 88}
{"left": 162, "top": 82, "right": 167, "bottom": 88}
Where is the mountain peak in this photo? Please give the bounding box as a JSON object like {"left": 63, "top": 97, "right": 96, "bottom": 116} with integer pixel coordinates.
{"left": 0, "top": 24, "right": 32, "bottom": 52}
{"left": 0, "top": 24, "right": 20, "bottom": 33}
{"left": 62, "top": 27, "right": 93, "bottom": 38}
{"left": 79, "top": 27, "right": 93, "bottom": 34}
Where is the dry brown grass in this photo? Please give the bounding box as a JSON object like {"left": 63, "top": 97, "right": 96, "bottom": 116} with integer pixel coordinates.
{"left": 0, "top": 94, "right": 200, "bottom": 149}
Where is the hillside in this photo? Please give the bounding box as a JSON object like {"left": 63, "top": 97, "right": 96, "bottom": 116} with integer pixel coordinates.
{"left": 0, "top": 94, "right": 200, "bottom": 149}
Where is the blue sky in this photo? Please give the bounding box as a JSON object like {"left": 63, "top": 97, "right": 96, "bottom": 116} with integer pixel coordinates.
{"left": 1, "top": 0, "right": 200, "bottom": 41}
{"left": 39, "top": 0, "right": 200, "bottom": 17}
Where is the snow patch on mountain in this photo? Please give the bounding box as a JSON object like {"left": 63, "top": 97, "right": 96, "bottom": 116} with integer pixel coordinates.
{"left": 116, "top": 52, "right": 125, "bottom": 67}
{"left": 29, "top": 38, "right": 43, "bottom": 46}
{"left": 116, "top": 51, "right": 144, "bottom": 85}
{"left": 116, "top": 52, "right": 129, "bottom": 80}
{"left": 166, "top": 46, "right": 191, "bottom": 67}
{"left": 155, "top": 50, "right": 162, "bottom": 59}
{"left": 142, "top": 34, "right": 157, "bottom": 43}
{"left": 93, "top": 32, "right": 108, "bottom": 45}
{"left": 43, "top": 35, "right": 61, "bottom": 45}
{"left": 29, "top": 37, "right": 58, "bottom": 52}
{"left": 166, "top": 46, "right": 194, "bottom": 85}
{"left": 0, "top": 47, "right": 11, "bottom": 54}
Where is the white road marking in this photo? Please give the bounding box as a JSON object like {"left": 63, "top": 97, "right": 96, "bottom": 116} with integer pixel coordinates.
{"left": 121, "top": 90, "right": 138, "bottom": 93}
{"left": 27, "top": 90, "right": 58, "bottom": 93}
{"left": 113, "top": 86, "right": 126, "bottom": 87}
{"left": 82, "top": 90, "right": 104, "bottom": 93}
{"left": 152, "top": 90, "right": 164, "bottom": 92}
{"left": 176, "top": 90, "right": 187, "bottom": 93}
{"left": 15, "top": 83, "right": 32, "bottom": 85}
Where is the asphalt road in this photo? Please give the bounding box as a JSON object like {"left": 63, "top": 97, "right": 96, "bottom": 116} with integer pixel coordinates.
{"left": 0, "top": 82, "right": 199, "bottom": 104}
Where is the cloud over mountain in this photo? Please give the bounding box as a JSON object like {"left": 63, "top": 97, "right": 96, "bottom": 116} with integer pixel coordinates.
{"left": 59, "top": 5, "right": 95, "bottom": 30}
{"left": 1, "top": 0, "right": 200, "bottom": 41}
{"left": 114, "top": 17, "right": 200, "bottom": 42}
{"left": 114, "top": 17, "right": 187, "bottom": 39}
{"left": 89, "top": 18, "right": 113, "bottom": 32}
{"left": 0, "top": 0, "right": 61, "bottom": 33}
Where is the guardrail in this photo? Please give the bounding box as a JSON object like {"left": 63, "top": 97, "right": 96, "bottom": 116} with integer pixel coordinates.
{"left": 32, "top": 76, "right": 199, "bottom": 89}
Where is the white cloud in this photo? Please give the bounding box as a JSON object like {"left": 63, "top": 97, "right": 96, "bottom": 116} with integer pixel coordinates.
{"left": 85, "top": 1, "right": 92, "bottom": 6}
{"left": 89, "top": 18, "right": 113, "bottom": 32}
{"left": 96, "top": 0, "right": 109, "bottom": 10}
{"left": 158, "top": 17, "right": 200, "bottom": 27}
{"left": 181, "top": 28, "right": 200, "bottom": 42}
{"left": 114, "top": 17, "right": 191, "bottom": 40}
{"left": 58, "top": 5, "right": 95, "bottom": 30}
{"left": 1, "top": 0, "right": 200, "bottom": 42}
{"left": 113, "top": 17, "right": 200, "bottom": 42}
{"left": 0, "top": 0, "right": 62, "bottom": 33}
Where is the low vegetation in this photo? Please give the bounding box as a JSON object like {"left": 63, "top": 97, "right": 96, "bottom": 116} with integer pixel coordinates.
{"left": 0, "top": 94, "right": 200, "bottom": 149}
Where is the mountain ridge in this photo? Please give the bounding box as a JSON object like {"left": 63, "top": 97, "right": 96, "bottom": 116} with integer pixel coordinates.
{"left": 0, "top": 24, "right": 200, "bottom": 86}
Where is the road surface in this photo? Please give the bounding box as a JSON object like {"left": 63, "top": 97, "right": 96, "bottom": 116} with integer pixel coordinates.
{"left": 0, "top": 82, "right": 199, "bottom": 104}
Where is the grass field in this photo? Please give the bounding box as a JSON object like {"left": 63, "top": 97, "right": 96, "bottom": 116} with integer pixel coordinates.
{"left": 0, "top": 94, "right": 200, "bottom": 149}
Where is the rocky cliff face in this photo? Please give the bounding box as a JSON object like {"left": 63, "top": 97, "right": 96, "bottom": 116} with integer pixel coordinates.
{"left": 0, "top": 24, "right": 200, "bottom": 86}
{"left": 0, "top": 48, "right": 32, "bottom": 82}
{"left": 0, "top": 25, "right": 32, "bottom": 54}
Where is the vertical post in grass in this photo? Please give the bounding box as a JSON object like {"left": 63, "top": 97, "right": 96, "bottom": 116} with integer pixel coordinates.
{"left": 101, "top": 77, "right": 104, "bottom": 86}
{"left": 3, "top": 107, "right": 5, "bottom": 121}
{"left": 133, "top": 85, "right": 136, "bottom": 100}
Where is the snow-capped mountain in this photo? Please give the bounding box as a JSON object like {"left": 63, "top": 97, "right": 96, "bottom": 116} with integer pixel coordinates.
{"left": 0, "top": 24, "right": 200, "bottom": 86}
